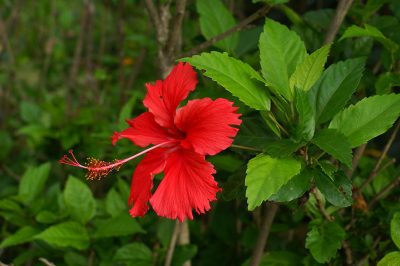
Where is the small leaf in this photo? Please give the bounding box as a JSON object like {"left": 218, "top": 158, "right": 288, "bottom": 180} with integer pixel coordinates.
{"left": 0, "top": 226, "right": 40, "bottom": 248}
{"left": 308, "top": 58, "right": 365, "bottom": 124}
{"left": 105, "top": 188, "right": 126, "bottom": 217}
{"left": 329, "top": 94, "right": 400, "bottom": 147}
{"left": 312, "top": 128, "right": 352, "bottom": 167}
{"left": 315, "top": 170, "right": 352, "bottom": 207}
{"left": 391, "top": 212, "right": 400, "bottom": 249}
{"left": 118, "top": 96, "right": 136, "bottom": 131}
{"left": 259, "top": 18, "right": 307, "bottom": 100}
{"left": 35, "top": 221, "right": 89, "bottom": 250}
{"left": 246, "top": 154, "right": 301, "bottom": 210}
{"left": 64, "top": 176, "right": 96, "bottom": 224}
{"left": 196, "top": 0, "right": 238, "bottom": 53}
{"left": 264, "top": 139, "right": 303, "bottom": 158}
{"left": 290, "top": 44, "right": 331, "bottom": 91}
{"left": 305, "top": 222, "right": 346, "bottom": 263}
{"left": 113, "top": 243, "right": 153, "bottom": 266}
{"left": 269, "top": 168, "right": 313, "bottom": 202}
{"left": 18, "top": 163, "right": 51, "bottom": 204}
{"left": 377, "top": 251, "right": 400, "bottom": 266}
{"left": 182, "top": 52, "right": 271, "bottom": 110}
{"left": 340, "top": 24, "right": 398, "bottom": 53}
{"left": 93, "top": 211, "right": 145, "bottom": 238}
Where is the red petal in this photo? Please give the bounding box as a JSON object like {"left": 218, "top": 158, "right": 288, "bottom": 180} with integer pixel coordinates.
{"left": 150, "top": 148, "right": 220, "bottom": 222}
{"left": 112, "top": 112, "right": 171, "bottom": 147}
{"left": 129, "top": 148, "right": 167, "bottom": 217}
{"left": 143, "top": 62, "right": 197, "bottom": 129}
{"left": 174, "top": 98, "right": 242, "bottom": 155}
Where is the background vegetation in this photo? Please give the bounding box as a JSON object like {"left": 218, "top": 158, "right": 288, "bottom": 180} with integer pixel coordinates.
{"left": 1, "top": 0, "right": 400, "bottom": 265}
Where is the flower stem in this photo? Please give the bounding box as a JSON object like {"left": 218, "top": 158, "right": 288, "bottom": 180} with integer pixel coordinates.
{"left": 230, "top": 144, "right": 262, "bottom": 152}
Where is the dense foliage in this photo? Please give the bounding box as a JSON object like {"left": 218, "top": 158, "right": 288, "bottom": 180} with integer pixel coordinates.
{"left": 1, "top": 0, "right": 400, "bottom": 265}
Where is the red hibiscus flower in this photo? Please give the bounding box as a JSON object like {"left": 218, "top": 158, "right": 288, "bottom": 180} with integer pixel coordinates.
{"left": 60, "top": 62, "right": 241, "bottom": 221}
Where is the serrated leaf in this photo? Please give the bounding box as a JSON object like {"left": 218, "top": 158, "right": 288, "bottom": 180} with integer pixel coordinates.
{"left": 308, "top": 58, "right": 365, "bottom": 124}
{"left": 113, "top": 243, "right": 153, "bottom": 266}
{"left": 93, "top": 211, "right": 144, "bottom": 238}
{"left": 378, "top": 251, "right": 400, "bottom": 266}
{"left": 182, "top": 52, "right": 270, "bottom": 110}
{"left": 35, "top": 221, "right": 89, "bottom": 250}
{"left": 0, "top": 226, "right": 40, "bottom": 248}
{"left": 294, "top": 87, "right": 315, "bottom": 141}
{"left": 391, "top": 212, "right": 400, "bottom": 249}
{"left": 105, "top": 188, "right": 126, "bottom": 217}
{"left": 64, "top": 176, "right": 96, "bottom": 224}
{"left": 290, "top": 44, "right": 331, "bottom": 91}
{"left": 269, "top": 168, "right": 313, "bottom": 202}
{"left": 263, "top": 139, "right": 303, "bottom": 158}
{"left": 329, "top": 94, "right": 400, "bottom": 147}
{"left": 340, "top": 24, "right": 398, "bottom": 52}
{"left": 259, "top": 18, "right": 307, "bottom": 100}
{"left": 312, "top": 128, "right": 352, "bottom": 167}
{"left": 315, "top": 170, "right": 352, "bottom": 207}
{"left": 196, "top": 0, "right": 238, "bottom": 52}
{"left": 305, "top": 222, "right": 346, "bottom": 263}
{"left": 246, "top": 154, "right": 301, "bottom": 210}
{"left": 18, "top": 163, "right": 51, "bottom": 204}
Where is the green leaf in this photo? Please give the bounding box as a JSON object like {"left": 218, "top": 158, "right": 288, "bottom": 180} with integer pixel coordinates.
{"left": 259, "top": 18, "right": 307, "bottom": 100}
{"left": 113, "top": 243, "right": 153, "bottom": 266}
{"left": 118, "top": 96, "right": 137, "bottom": 131}
{"left": 173, "top": 245, "right": 198, "bottom": 266}
{"left": 64, "top": 176, "right": 96, "bottom": 224}
{"left": 312, "top": 128, "right": 352, "bottom": 167}
{"left": 308, "top": 58, "right": 365, "bottom": 124}
{"left": 340, "top": 24, "right": 398, "bottom": 53}
{"left": 376, "top": 72, "right": 400, "bottom": 95}
{"left": 196, "top": 0, "right": 238, "bottom": 52}
{"left": 105, "top": 188, "right": 126, "bottom": 217}
{"left": 290, "top": 44, "right": 331, "bottom": 92}
{"left": 246, "top": 154, "right": 301, "bottom": 210}
{"left": 269, "top": 168, "right": 313, "bottom": 202}
{"left": 0, "top": 226, "right": 40, "bottom": 248}
{"left": 93, "top": 211, "right": 145, "bottom": 238}
{"left": 315, "top": 170, "right": 352, "bottom": 207}
{"left": 36, "top": 210, "right": 60, "bottom": 224}
{"left": 329, "top": 94, "right": 400, "bottom": 147}
{"left": 18, "top": 163, "right": 51, "bottom": 204}
{"left": 391, "top": 212, "right": 400, "bottom": 249}
{"left": 35, "top": 221, "right": 89, "bottom": 250}
{"left": 264, "top": 139, "right": 303, "bottom": 158}
{"left": 294, "top": 87, "right": 315, "bottom": 141}
{"left": 378, "top": 252, "right": 400, "bottom": 266}
{"left": 182, "top": 52, "right": 270, "bottom": 110}
{"left": 305, "top": 222, "right": 346, "bottom": 263}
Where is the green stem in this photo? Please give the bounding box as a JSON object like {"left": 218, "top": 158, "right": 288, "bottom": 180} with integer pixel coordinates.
{"left": 231, "top": 144, "right": 262, "bottom": 152}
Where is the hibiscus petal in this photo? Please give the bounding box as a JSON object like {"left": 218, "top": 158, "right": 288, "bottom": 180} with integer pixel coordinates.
{"left": 129, "top": 148, "right": 167, "bottom": 217}
{"left": 112, "top": 112, "right": 171, "bottom": 147}
{"left": 143, "top": 62, "right": 197, "bottom": 128}
{"left": 174, "top": 98, "right": 242, "bottom": 155}
{"left": 150, "top": 148, "right": 220, "bottom": 222}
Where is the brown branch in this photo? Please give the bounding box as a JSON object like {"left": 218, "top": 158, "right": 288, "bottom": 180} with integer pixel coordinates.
{"left": 345, "top": 144, "right": 366, "bottom": 178}
{"left": 368, "top": 176, "right": 400, "bottom": 209}
{"left": 359, "top": 121, "right": 400, "bottom": 192}
{"left": 38, "top": 258, "right": 55, "bottom": 266}
{"left": 178, "top": 220, "right": 191, "bottom": 266}
{"left": 324, "top": 0, "right": 354, "bottom": 44}
{"left": 179, "top": 5, "right": 271, "bottom": 58}
{"left": 164, "top": 221, "right": 180, "bottom": 266}
{"left": 342, "top": 241, "right": 353, "bottom": 265}
{"left": 145, "top": 0, "right": 161, "bottom": 30}
{"left": 249, "top": 202, "right": 279, "bottom": 266}
{"left": 166, "top": 0, "right": 187, "bottom": 57}
{"left": 312, "top": 188, "right": 334, "bottom": 221}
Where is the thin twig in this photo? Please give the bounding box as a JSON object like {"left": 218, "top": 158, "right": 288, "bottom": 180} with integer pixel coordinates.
{"left": 166, "top": 0, "right": 187, "bottom": 57}
{"left": 38, "top": 258, "right": 55, "bottom": 266}
{"left": 249, "top": 202, "right": 279, "bottom": 266}
{"left": 164, "top": 221, "right": 180, "bottom": 266}
{"left": 230, "top": 144, "right": 262, "bottom": 152}
{"left": 312, "top": 188, "right": 334, "bottom": 221}
{"left": 345, "top": 144, "right": 366, "bottom": 177}
{"left": 179, "top": 5, "right": 270, "bottom": 58}
{"left": 324, "top": 0, "right": 354, "bottom": 44}
{"left": 359, "top": 121, "right": 400, "bottom": 191}
{"left": 356, "top": 236, "right": 382, "bottom": 266}
{"left": 178, "top": 220, "right": 191, "bottom": 266}
{"left": 342, "top": 241, "right": 353, "bottom": 265}
{"left": 368, "top": 176, "right": 400, "bottom": 209}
